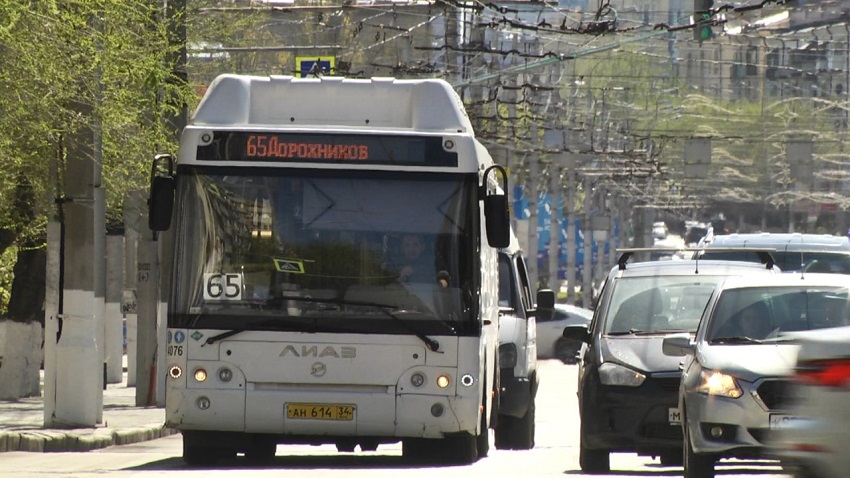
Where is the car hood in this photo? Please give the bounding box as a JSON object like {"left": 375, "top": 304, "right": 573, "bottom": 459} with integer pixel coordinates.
{"left": 601, "top": 335, "right": 684, "bottom": 373}
{"left": 696, "top": 343, "right": 800, "bottom": 381}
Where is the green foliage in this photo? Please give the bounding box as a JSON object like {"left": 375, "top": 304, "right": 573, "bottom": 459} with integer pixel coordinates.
{"left": 0, "top": 247, "right": 15, "bottom": 312}
{"left": 0, "top": 1, "right": 196, "bottom": 313}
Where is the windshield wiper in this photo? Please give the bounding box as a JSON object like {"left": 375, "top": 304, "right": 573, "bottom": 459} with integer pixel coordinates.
{"left": 210, "top": 295, "right": 447, "bottom": 352}
{"left": 357, "top": 301, "right": 443, "bottom": 353}
{"left": 283, "top": 295, "right": 451, "bottom": 352}
{"left": 203, "top": 318, "right": 320, "bottom": 346}
{"left": 204, "top": 329, "right": 242, "bottom": 346}
{"left": 317, "top": 298, "right": 440, "bottom": 352}
{"left": 607, "top": 329, "right": 652, "bottom": 336}
{"left": 710, "top": 336, "right": 764, "bottom": 344}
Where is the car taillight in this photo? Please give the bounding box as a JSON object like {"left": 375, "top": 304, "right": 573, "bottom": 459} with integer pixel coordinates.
{"left": 795, "top": 359, "right": 850, "bottom": 388}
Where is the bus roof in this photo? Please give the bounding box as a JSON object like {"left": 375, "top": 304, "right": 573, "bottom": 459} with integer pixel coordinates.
{"left": 192, "top": 74, "right": 474, "bottom": 134}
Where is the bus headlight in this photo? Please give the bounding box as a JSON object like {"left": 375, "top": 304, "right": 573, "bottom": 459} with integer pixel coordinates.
{"left": 460, "top": 374, "right": 475, "bottom": 387}
{"left": 194, "top": 368, "right": 208, "bottom": 382}
{"left": 436, "top": 374, "right": 451, "bottom": 388}
{"left": 218, "top": 367, "right": 233, "bottom": 382}
{"left": 410, "top": 372, "right": 425, "bottom": 387}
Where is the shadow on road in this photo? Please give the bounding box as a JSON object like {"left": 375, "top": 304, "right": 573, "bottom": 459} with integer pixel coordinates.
{"left": 123, "top": 453, "right": 485, "bottom": 471}
{"left": 560, "top": 458, "right": 783, "bottom": 476}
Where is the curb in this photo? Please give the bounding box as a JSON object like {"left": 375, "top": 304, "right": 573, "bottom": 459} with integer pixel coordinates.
{"left": 0, "top": 426, "right": 178, "bottom": 452}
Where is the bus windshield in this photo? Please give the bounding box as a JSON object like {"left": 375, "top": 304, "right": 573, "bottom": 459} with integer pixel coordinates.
{"left": 169, "top": 166, "right": 478, "bottom": 335}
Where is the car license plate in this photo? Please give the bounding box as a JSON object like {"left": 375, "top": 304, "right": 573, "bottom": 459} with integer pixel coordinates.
{"left": 286, "top": 403, "right": 355, "bottom": 421}
{"left": 668, "top": 407, "right": 682, "bottom": 425}
{"left": 769, "top": 414, "right": 801, "bottom": 429}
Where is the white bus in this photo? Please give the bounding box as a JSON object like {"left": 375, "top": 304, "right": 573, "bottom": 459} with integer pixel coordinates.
{"left": 148, "top": 74, "right": 511, "bottom": 465}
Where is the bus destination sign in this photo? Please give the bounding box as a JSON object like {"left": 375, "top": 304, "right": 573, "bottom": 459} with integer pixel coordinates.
{"left": 197, "top": 132, "right": 458, "bottom": 167}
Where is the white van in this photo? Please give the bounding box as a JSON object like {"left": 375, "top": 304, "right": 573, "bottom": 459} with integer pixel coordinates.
{"left": 495, "top": 233, "right": 555, "bottom": 450}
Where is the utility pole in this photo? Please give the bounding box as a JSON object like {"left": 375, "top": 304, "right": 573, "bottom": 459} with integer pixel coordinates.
{"left": 104, "top": 230, "right": 124, "bottom": 384}
{"left": 582, "top": 177, "right": 593, "bottom": 309}
{"left": 123, "top": 192, "right": 143, "bottom": 387}
{"left": 445, "top": 6, "right": 459, "bottom": 82}
{"left": 527, "top": 133, "right": 540, "bottom": 289}
{"left": 565, "top": 156, "right": 577, "bottom": 305}
{"left": 43, "top": 154, "right": 60, "bottom": 424}
{"left": 548, "top": 159, "right": 560, "bottom": 289}
{"left": 48, "top": 99, "right": 103, "bottom": 427}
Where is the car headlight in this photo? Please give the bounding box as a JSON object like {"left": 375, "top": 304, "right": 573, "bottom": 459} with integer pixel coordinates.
{"left": 696, "top": 370, "right": 743, "bottom": 398}
{"left": 598, "top": 362, "right": 646, "bottom": 387}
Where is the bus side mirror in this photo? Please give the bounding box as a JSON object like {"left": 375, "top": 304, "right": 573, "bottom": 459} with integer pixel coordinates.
{"left": 481, "top": 164, "right": 510, "bottom": 248}
{"left": 484, "top": 194, "right": 510, "bottom": 248}
{"left": 149, "top": 154, "right": 175, "bottom": 232}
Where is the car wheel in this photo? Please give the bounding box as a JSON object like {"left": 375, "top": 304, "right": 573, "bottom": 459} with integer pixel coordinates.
{"left": 554, "top": 338, "right": 578, "bottom": 364}
{"left": 683, "top": 420, "right": 715, "bottom": 478}
{"left": 578, "top": 416, "right": 609, "bottom": 473}
{"left": 780, "top": 459, "right": 817, "bottom": 478}
{"left": 245, "top": 436, "right": 276, "bottom": 464}
{"left": 182, "top": 431, "right": 231, "bottom": 467}
{"left": 403, "top": 435, "right": 478, "bottom": 465}
{"left": 494, "top": 401, "right": 535, "bottom": 450}
{"left": 660, "top": 449, "right": 683, "bottom": 466}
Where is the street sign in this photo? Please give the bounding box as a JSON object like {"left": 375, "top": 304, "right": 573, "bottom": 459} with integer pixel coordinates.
{"left": 296, "top": 56, "right": 336, "bottom": 77}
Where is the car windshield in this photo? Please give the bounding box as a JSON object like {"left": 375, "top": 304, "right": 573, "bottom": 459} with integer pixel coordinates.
{"left": 699, "top": 250, "right": 850, "bottom": 273}
{"left": 604, "top": 276, "right": 722, "bottom": 334}
{"left": 707, "top": 286, "right": 850, "bottom": 342}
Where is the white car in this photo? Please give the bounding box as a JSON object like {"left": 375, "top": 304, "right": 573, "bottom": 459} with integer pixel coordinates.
{"left": 663, "top": 272, "right": 850, "bottom": 478}
{"left": 652, "top": 221, "right": 669, "bottom": 240}
{"left": 771, "top": 324, "right": 850, "bottom": 478}
{"left": 536, "top": 303, "right": 593, "bottom": 363}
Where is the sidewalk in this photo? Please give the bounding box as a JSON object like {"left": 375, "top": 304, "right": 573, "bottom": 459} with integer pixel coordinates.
{"left": 0, "top": 373, "right": 176, "bottom": 453}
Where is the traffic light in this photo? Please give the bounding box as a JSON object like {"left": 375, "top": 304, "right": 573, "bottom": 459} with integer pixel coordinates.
{"left": 693, "top": 0, "right": 714, "bottom": 43}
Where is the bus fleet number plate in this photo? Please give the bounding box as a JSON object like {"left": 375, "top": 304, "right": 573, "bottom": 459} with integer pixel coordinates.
{"left": 286, "top": 403, "right": 355, "bottom": 421}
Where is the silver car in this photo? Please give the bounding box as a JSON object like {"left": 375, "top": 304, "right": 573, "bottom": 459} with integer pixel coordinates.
{"left": 663, "top": 273, "right": 850, "bottom": 478}
{"left": 771, "top": 323, "right": 850, "bottom": 478}
{"left": 537, "top": 303, "right": 593, "bottom": 363}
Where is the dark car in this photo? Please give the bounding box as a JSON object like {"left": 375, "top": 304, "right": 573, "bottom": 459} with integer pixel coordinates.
{"left": 563, "top": 251, "right": 777, "bottom": 473}
{"left": 685, "top": 224, "right": 709, "bottom": 246}
{"left": 694, "top": 231, "right": 850, "bottom": 274}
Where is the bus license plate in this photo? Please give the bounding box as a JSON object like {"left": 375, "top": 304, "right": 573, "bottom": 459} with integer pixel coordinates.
{"left": 286, "top": 403, "right": 355, "bottom": 421}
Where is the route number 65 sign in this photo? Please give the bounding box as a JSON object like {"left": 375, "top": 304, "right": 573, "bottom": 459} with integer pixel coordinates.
{"left": 203, "top": 273, "right": 243, "bottom": 301}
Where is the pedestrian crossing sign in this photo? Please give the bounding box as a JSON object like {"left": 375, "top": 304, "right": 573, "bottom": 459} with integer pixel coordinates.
{"left": 274, "top": 258, "right": 306, "bottom": 274}
{"left": 296, "top": 56, "right": 336, "bottom": 78}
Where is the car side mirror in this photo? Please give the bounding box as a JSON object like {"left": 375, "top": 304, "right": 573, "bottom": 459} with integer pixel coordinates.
{"left": 535, "top": 289, "right": 555, "bottom": 321}
{"left": 662, "top": 334, "right": 694, "bottom": 357}
{"left": 562, "top": 324, "right": 590, "bottom": 343}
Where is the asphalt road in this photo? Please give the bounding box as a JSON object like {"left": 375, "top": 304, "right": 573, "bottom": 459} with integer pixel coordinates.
{"left": 0, "top": 359, "right": 789, "bottom": 478}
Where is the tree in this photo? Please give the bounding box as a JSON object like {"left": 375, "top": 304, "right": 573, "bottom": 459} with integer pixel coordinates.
{"left": 0, "top": 1, "right": 194, "bottom": 398}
